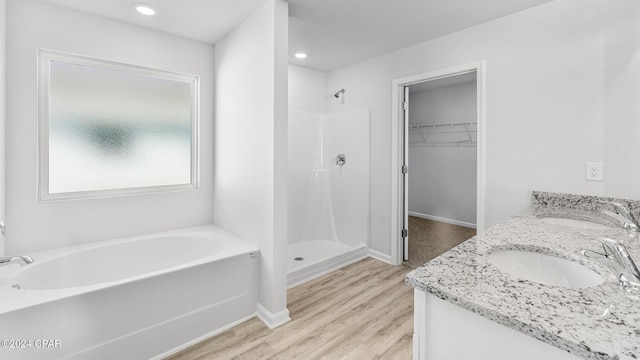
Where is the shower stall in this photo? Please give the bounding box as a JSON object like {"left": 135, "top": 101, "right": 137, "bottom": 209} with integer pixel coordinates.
{"left": 287, "top": 110, "right": 370, "bottom": 287}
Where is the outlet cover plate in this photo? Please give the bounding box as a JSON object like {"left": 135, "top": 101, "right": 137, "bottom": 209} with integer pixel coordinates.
{"left": 586, "top": 162, "right": 603, "bottom": 181}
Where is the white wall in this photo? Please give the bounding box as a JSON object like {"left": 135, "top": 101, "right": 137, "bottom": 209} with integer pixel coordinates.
{"left": 288, "top": 66, "right": 369, "bottom": 250}
{"left": 287, "top": 111, "right": 321, "bottom": 245}
{"left": 213, "top": 0, "right": 290, "bottom": 328}
{"left": 288, "top": 65, "right": 326, "bottom": 113}
{"left": 326, "top": 0, "right": 640, "bottom": 257}
{"left": 323, "top": 110, "right": 370, "bottom": 247}
{"left": 408, "top": 83, "right": 477, "bottom": 226}
{"left": 287, "top": 65, "right": 325, "bottom": 246}
{"left": 287, "top": 111, "right": 370, "bottom": 248}
{"left": 5, "top": 0, "right": 215, "bottom": 254}
{"left": 602, "top": 11, "right": 640, "bottom": 198}
{"left": 409, "top": 83, "right": 476, "bottom": 129}
{"left": 287, "top": 65, "right": 326, "bottom": 246}
{"left": 0, "top": 0, "right": 5, "bottom": 257}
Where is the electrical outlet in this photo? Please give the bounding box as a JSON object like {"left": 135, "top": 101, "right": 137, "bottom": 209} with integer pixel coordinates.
{"left": 585, "top": 162, "right": 603, "bottom": 181}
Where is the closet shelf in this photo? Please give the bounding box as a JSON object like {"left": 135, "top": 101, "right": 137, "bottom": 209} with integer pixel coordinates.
{"left": 409, "top": 121, "right": 477, "bottom": 147}
{"left": 408, "top": 121, "right": 477, "bottom": 130}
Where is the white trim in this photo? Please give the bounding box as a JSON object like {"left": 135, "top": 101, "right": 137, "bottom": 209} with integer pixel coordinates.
{"left": 0, "top": 0, "right": 5, "bottom": 258}
{"left": 476, "top": 62, "right": 487, "bottom": 235}
{"left": 368, "top": 249, "right": 393, "bottom": 264}
{"left": 408, "top": 211, "right": 477, "bottom": 229}
{"left": 256, "top": 303, "right": 291, "bottom": 329}
{"left": 391, "top": 61, "right": 486, "bottom": 266}
{"left": 413, "top": 289, "right": 426, "bottom": 360}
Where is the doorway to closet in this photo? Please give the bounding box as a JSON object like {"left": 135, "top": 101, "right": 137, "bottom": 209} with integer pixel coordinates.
{"left": 403, "top": 71, "right": 477, "bottom": 267}
{"left": 394, "top": 63, "right": 484, "bottom": 267}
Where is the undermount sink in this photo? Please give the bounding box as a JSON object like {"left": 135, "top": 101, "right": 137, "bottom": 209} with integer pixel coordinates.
{"left": 486, "top": 249, "right": 604, "bottom": 288}
{"left": 539, "top": 217, "right": 610, "bottom": 231}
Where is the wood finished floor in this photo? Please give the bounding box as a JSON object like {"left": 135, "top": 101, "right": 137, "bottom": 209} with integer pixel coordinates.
{"left": 164, "top": 257, "right": 414, "bottom": 360}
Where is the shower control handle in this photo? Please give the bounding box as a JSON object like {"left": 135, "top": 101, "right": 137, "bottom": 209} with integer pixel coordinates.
{"left": 336, "top": 153, "right": 346, "bottom": 166}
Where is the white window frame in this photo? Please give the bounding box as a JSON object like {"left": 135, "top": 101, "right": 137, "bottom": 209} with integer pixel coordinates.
{"left": 37, "top": 49, "right": 200, "bottom": 201}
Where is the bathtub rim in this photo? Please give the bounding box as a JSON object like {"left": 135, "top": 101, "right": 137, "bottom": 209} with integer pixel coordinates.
{"left": 0, "top": 224, "right": 258, "bottom": 314}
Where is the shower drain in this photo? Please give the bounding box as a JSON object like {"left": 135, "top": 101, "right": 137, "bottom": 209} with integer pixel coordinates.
{"left": 294, "top": 257, "right": 304, "bottom": 261}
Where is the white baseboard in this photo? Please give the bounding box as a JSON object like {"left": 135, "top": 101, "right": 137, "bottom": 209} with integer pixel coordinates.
{"left": 368, "top": 249, "right": 392, "bottom": 264}
{"left": 408, "top": 211, "right": 476, "bottom": 229}
{"left": 256, "top": 304, "right": 291, "bottom": 329}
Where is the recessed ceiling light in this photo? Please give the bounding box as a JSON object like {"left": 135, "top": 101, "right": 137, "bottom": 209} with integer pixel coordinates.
{"left": 135, "top": 4, "right": 156, "bottom": 16}
{"left": 295, "top": 52, "right": 308, "bottom": 59}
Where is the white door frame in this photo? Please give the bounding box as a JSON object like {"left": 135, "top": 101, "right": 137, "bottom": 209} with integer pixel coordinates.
{"left": 390, "top": 61, "right": 486, "bottom": 266}
{"left": 0, "top": 0, "right": 6, "bottom": 257}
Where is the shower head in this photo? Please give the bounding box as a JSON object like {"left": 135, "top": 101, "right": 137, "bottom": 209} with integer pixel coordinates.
{"left": 334, "top": 89, "right": 345, "bottom": 98}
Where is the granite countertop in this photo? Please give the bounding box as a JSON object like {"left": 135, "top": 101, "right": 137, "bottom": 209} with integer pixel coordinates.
{"left": 406, "top": 191, "right": 640, "bottom": 360}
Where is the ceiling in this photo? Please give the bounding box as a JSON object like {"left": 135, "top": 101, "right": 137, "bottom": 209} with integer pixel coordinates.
{"left": 41, "top": 0, "right": 555, "bottom": 72}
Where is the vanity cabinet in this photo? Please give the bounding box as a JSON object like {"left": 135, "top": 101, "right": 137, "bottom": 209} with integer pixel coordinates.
{"left": 412, "top": 290, "right": 582, "bottom": 360}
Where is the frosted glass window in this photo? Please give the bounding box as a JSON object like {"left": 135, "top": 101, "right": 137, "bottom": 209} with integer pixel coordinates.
{"left": 38, "top": 50, "right": 199, "bottom": 200}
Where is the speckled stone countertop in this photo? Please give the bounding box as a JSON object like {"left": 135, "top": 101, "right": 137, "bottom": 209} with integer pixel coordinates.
{"left": 406, "top": 191, "right": 640, "bottom": 360}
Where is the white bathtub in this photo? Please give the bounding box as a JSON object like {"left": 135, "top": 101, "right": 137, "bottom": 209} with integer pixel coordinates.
{"left": 0, "top": 225, "right": 260, "bottom": 360}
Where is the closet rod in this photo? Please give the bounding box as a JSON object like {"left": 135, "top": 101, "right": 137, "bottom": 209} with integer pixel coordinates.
{"left": 409, "top": 121, "right": 476, "bottom": 129}
{"left": 410, "top": 129, "right": 475, "bottom": 135}
{"left": 409, "top": 141, "right": 476, "bottom": 147}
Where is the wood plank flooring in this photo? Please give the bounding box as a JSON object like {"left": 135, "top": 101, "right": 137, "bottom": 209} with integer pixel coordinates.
{"left": 164, "top": 257, "right": 414, "bottom": 360}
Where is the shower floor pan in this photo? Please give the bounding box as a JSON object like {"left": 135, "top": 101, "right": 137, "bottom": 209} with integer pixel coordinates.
{"left": 287, "top": 241, "right": 367, "bottom": 288}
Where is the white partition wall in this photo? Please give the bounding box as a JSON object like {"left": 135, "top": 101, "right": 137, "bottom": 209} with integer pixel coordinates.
{"left": 214, "top": 0, "right": 290, "bottom": 328}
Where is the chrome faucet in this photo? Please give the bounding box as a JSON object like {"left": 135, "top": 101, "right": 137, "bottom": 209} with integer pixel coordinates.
{"left": 599, "top": 201, "right": 640, "bottom": 232}
{"left": 0, "top": 255, "right": 34, "bottom": 267}
{"left": 582, "top": 236, "right": 640, "bottom": 294}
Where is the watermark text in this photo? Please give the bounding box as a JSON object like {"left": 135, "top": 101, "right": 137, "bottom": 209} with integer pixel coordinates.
{"left": 1, "top": 339, "right": 62, "bottom": 349}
